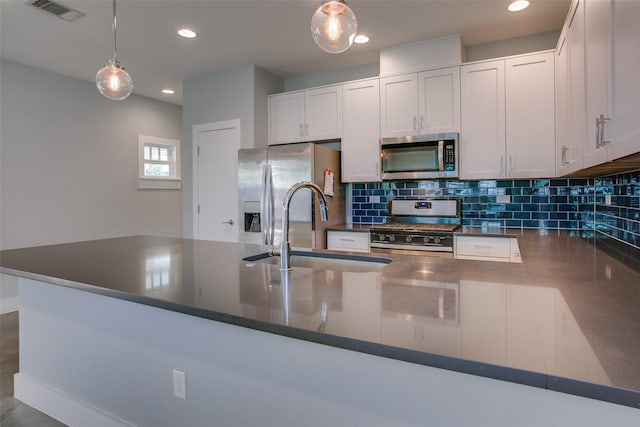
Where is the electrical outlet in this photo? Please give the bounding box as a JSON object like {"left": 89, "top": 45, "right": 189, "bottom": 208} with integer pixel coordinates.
{"left": 173, "top": 369, "right": 186, "bottom": 400}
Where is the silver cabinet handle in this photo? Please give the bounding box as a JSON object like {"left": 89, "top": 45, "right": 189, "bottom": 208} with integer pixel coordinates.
{"left": 340, "top": 238, "right": 355, "bottom": 242}
{"left": 595, "top": 116, "right": 601, "bottom": 148}
{"left": 299, "top": 124, "right": 304, "bottom": 138}
{"left": 600, "top": 114, "right": 610, "bottom": 146}
{"left": 305, "top": 123, "right": 309, "bottom": 137}
{"left": 221, "top": 219, "right": 234, "bottom": 225}
{"left": 413, "top": 115, "right": 418, "bottom": 133}
{"left": 508, "top": 156, "right": 513, "bottom": 176}
{"left": 421, "top": 115, "right": 425, "bottom": 131}
{"left": 561, "top": 146, "right": 569, "bottom": 165}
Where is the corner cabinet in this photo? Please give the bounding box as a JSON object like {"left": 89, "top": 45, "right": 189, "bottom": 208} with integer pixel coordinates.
{"left": 460, "top": 52, "right": 555, "bottom": 180}
{"left": 556, "top": 0, "right": 586, "bottom": 176}
{"left": 268, "top": 85, "right": 342, "bottom": 145}
{"left": 341, "top": 79, "right": 381, "bottom": 183}
{"left": 380, "top": 67, "right": 460, "bottom": 138}
{"left": 557, "top": 0, "right": 640, "bottom": 174}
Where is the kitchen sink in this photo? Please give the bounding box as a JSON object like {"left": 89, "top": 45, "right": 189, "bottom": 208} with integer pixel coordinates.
{"left": 243, "top": 250, "right": 392, "bottom": 273}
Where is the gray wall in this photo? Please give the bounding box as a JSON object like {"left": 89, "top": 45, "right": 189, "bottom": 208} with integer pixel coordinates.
{"left": 181, "top": 65, "right": 282, "bottom": 238}
{"left": 284, "top": 63, "right": 379, "bottom": 92}
{"left": 464, "top": 30, "right": 560, "bottom": 62}
{"left": 0, "top": 59, "right": 183, "bottom": 310}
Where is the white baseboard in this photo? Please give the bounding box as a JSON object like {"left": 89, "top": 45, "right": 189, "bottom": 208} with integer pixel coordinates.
{"left": 0, "top": 296, "right": 19, "bottom": 314}
{"left": 14, "top": 373, "right": 136, "bottom": 427}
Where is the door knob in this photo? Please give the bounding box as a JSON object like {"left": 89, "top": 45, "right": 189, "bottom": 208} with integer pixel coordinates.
{"left": 221, "top": 219, "right": 234, "bottom": 225}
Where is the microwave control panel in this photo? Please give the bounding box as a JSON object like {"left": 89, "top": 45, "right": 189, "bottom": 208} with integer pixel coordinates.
{"left": 443, "top": 141, "right": 456, "bottom": 172}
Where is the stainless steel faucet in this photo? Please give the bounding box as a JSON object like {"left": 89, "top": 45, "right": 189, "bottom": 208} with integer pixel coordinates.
{"left": 280, "top": 181, "right": 328, "bottom": 271}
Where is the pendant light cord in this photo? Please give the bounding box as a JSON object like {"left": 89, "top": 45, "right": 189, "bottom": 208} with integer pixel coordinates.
{"left": 112, "top": 0, "right": 118, "bottom": 62}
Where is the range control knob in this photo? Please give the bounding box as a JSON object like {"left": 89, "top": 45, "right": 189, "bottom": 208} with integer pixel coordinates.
{"left": 423, "top": 236, "right": 430, "bottom": 243}
{"left": 378, "top": 234, "right": 385, "bottom": 241}
{"left": 434, "top": 237, "right": 441, "bottom": 244}
{"left": 406, "top": 236, "right": 412, "bottom": 243}
{"left": 388, "top": 235, "right": 396, "bottom": 242}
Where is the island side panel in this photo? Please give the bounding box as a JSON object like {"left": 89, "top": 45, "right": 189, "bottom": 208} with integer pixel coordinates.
{"left": 15, "top": 278, "right": 640, "bottom": 427}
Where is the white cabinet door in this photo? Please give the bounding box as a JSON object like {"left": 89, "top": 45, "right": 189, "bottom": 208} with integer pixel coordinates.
{"left": 418, "top": 67, "right": 460, "bottom": 134}
{"left": 268, "top": 92, "right": 305, "bottom": 145}
{"left": 505, "top": 52, "right": 556, "bottom": 178}
{"left": 611, "top": 0, "right": 640, "bottom": 161}
{"left": 342, "top": 79, "right": 380, "bottom": 183}
{"left": 460, "top": 60, "right": 506, "bottom": 179}
{"left": 304, "top": 85, "right": 342, "bottom": 141}
{"left": 556, "top": 1, "right": 586, "bottom": 176}
{"left": 582, "top": 0, "right": 612, "bottom": 168}
{"left": 380, "top": 74, "right": 419, "bottom": 138}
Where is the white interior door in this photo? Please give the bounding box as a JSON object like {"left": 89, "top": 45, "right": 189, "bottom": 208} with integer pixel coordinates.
{"left": 193, "top": 120, "right": 241, "bottom": 242}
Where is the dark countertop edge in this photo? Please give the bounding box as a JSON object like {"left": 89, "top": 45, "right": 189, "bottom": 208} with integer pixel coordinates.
{"left": 4, "top": 266, "right": 639, "bottom": 410}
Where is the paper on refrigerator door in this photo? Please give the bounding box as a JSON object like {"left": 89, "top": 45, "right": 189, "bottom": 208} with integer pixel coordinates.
{"left": 324, "top": 169, "right": 334, "bottom": 197}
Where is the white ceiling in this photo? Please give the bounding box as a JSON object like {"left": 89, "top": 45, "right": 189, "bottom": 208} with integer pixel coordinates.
{"left": 0, "top": 0, "right": 570, "bottom": 105}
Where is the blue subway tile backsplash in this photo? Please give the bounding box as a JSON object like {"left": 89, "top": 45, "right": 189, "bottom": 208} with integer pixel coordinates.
{"left": 350, "top": 171, "right": 640, "bottom": 250}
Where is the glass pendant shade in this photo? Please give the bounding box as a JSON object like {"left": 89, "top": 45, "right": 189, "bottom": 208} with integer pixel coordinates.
{"left": 96, "top": 0, "right": 132, "bottom": 100}
{"left": 96, "top": 59, "right": 133, "bottom": 100}
{"left": 310, "top": 0, "right": 358, "bottom": 54}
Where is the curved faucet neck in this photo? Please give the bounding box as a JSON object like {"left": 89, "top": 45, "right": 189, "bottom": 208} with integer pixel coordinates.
{"left": 280, "top": 182, "right": 329, "bottom": 271}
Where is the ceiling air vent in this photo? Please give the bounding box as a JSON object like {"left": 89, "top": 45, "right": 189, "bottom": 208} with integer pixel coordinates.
{"left": 25, "top": 0, "right": 85, "bottom": 22}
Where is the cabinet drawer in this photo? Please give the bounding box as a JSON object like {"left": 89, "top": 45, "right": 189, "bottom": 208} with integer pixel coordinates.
{"left": 327, "top": 231, "right": 370, "bottom": 253}
{"left": 455, "top": 236, "right": 511, "bottom": 259}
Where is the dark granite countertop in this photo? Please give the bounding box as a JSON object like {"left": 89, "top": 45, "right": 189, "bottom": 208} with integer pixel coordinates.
{"left": 1, "top": 232, "right": 639, "bottom": 409}
{"left": 326, "top": 224, "right": 373, "bottom": 232}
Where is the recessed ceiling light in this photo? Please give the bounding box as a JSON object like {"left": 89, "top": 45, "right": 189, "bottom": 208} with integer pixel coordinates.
{"left": 354, "top": 34, "right": 369, "bottom": 44}
{"left": 162, "top": 89, "right": 175, "bottom": 95}
{"left": 508, "top": 0, "right": 530, "bottom": 12}
{"left": 178, "top": 28, "right": 197, "bottom": 38}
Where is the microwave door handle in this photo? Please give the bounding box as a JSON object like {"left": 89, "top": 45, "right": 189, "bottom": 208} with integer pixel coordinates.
{"left": 438, "top": 140, "right": 444, "bottom": 172}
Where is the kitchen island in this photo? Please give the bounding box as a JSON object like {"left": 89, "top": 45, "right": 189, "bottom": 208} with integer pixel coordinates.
{"left": 1, "top": 232, "right": 639, "bottom": 426}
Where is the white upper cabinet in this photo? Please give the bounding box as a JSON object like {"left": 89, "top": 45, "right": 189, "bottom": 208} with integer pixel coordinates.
{"left": 268, "top": 92, "right": 305, "bottom": 145}
{"left": 559, "top": 0, "right": 640, "bottom": 171}
{"left": 341, "top": 79, "right": 381, "bottom": 183}
{"left": 460, "top": 59, "right": 506, "bottom": 179}
{"left": 418, "top": 67, "right": 460, "bottom": 135}
{"left": 611, "top": 0, "right": 640, "bottom": 161}
{"left": 556, "top": 0, "right": 586, "bottom": 176}
{"left": 460, "top": 52, "right": 555, "bottom": 180}
{"left": 380, "top": 67, "right": 460, "bottom": 138}
{"left": 380, "top": 74, "right": 419, "bottom": 138}
{"left": 505, "top": 52, "right": 556, "bottom": 178}
{"left": 583, "top": 0, "right": 612, "bottom": 168}
{"left": 268, "top": 85, "right": 342, "bottom": 145}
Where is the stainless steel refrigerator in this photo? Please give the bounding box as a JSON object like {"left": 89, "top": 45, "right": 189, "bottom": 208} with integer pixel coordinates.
{"left": 238, "top": 143, "right": 345, "bottom": 250}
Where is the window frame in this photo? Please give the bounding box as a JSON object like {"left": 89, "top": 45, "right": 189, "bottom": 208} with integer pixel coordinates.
{"left": 138, "top": 134, "right": 181, "bottom": 190}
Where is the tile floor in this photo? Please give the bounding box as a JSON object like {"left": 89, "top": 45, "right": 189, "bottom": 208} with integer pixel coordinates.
{"left": 0, "top": 311, "right": 66, "bottom": 427}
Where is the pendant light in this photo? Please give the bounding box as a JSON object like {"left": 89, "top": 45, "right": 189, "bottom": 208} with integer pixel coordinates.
{"left": 96, "top": 0, "right": 132, "bottom": 100}
{"left": 310, "top": 0, "right": 358, "bottom": 54}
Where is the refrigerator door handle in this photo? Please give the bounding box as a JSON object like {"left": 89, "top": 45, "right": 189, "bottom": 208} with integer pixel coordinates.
{"left": 260, "top": 164, "right": 270, "bottom": 246}
{"left": 268, "top": 165, "right": 275, "bottom": 247}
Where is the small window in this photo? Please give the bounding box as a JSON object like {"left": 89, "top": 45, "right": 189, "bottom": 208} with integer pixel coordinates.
{"left": 138, "top": 135, "right": 181, "bottom": 189}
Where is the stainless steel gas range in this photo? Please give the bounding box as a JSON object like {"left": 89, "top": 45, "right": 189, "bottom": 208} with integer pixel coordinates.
{"left": 370, "top": 199, "right": 461, "bottom": 255}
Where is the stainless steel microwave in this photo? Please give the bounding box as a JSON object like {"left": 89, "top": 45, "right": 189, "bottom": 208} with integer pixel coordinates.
{"left": 380, "top": 133, "right": 459, "bottom": 180}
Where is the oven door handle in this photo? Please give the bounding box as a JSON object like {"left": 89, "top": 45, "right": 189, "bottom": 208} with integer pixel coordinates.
{"left": 437, "top": 140, "right": 444, "bottom": 172}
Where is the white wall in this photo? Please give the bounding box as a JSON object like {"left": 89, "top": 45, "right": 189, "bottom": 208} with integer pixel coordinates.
{"left": 181, "top": 65, "right": 282, "bottom": 238}
{"left": 0, "top": 59, "right": 183, "bottom": 312}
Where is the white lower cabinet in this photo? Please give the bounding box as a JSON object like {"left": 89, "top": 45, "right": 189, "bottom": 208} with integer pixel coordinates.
{"left": 327, "top": 230, "right": 370, "bottom": 253}
{"left": 454, "top": 235, "right": 521, "bottom": 263}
